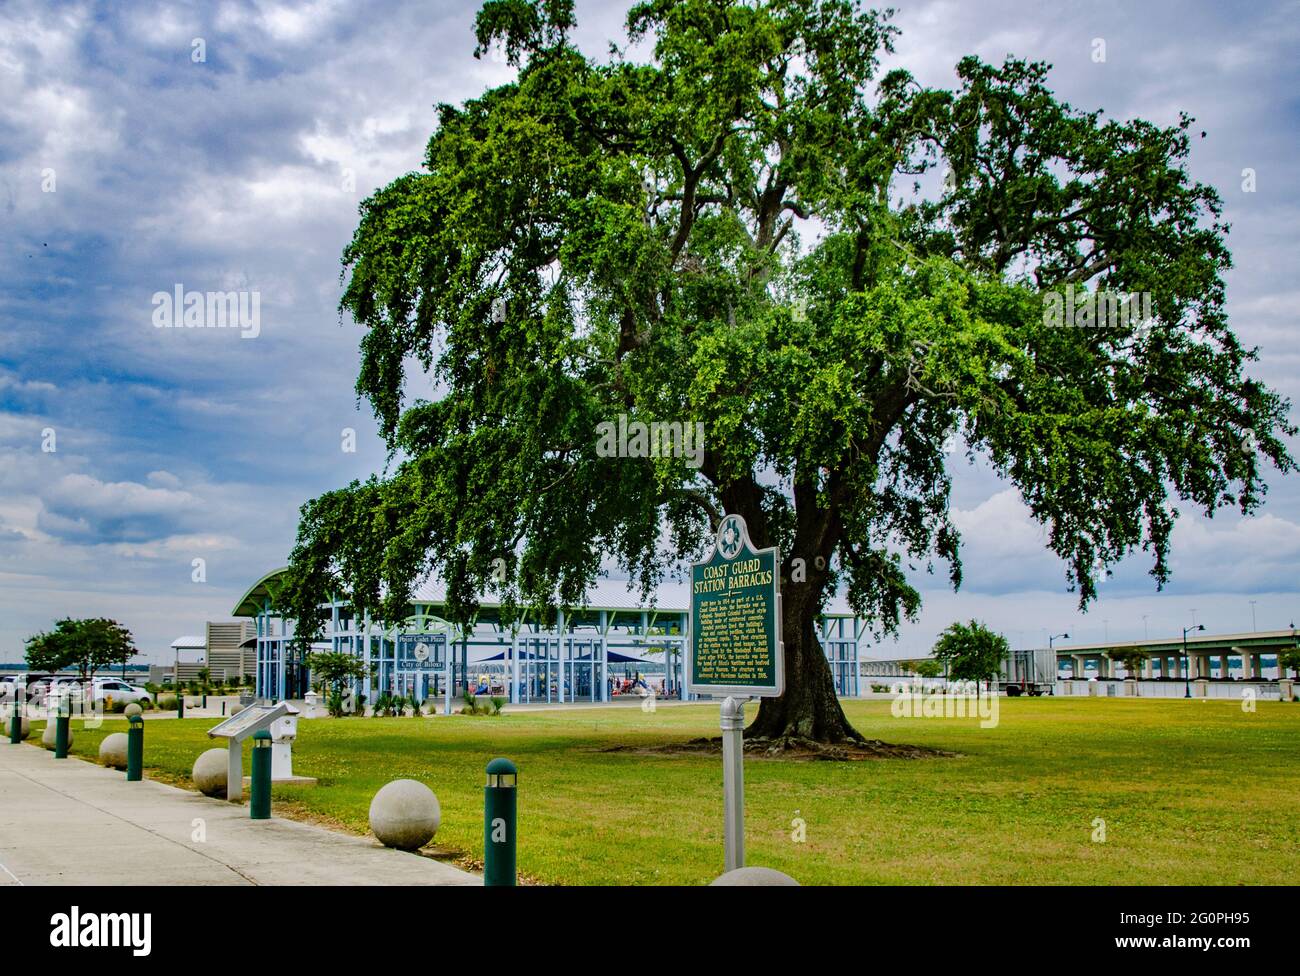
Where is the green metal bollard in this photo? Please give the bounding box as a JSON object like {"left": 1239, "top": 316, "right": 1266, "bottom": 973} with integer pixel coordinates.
{"left": 54, "top": 701, "right": 70, "bottom": 759}
{"left": 177, "top": 692, "right": 184, "bottom": 719}
{"left": 484, "top": 757, "right": 518, "bottom": 886}
{"left": 249, "top": 729, "right": 271, "bottom": 820}
{"left": 126, "top": 714, "right": 143, "bottom": 781}
{"left": 8, "top": 708, "right": 20, "bottom": 745}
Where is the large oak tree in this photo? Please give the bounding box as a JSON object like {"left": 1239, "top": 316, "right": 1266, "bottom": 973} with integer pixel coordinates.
{"left": 283, "top": 0, "right": 1293, "bottom": 746}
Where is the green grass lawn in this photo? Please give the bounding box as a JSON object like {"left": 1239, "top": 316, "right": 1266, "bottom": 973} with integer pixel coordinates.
{"left": 39, "top": 697, "right": 1300, "bottom": 885}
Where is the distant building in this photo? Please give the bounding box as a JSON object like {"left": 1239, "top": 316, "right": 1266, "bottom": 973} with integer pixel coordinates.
{"left": 232, "top": 567, "right": 865, "bottom": 705}
{"left": 205, "top": 620, "right": 256, "bottom": 683}
{"left": 150, "top": 623, "right": 256, "bottom": 685}
{"left": 150, "top": 635, "right": 205, "bottom": 685}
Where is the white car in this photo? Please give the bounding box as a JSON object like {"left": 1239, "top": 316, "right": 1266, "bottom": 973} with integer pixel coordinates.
{"left": 48, "top": 677, "right": 152, "bottom": 705}
{"left": 91, "top": 678, "right": 153, "bottom": 704}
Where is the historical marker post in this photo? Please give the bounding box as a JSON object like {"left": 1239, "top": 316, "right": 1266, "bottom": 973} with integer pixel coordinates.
{"left": 687, "top": 513, "right": 783, "bottom": 872}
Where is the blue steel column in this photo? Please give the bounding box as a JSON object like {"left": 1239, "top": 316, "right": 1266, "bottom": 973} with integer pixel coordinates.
{"left": 363, "top": 615, "right": 373, "bottom": 709}
{"left": 255, "top": 611, "right": 264, "bottom": 699}
{"left": 555, "top": 610, "right": 565, "bottom": 703}
{"left": 443, "top": 631, "right": 452, "bottom": 715}
{"left": 267, "top": 599, "right": 281, "bottom": 700}
{"left": 679, "top": 609, "right": 693, "bottom": 702}
{"left": 684, "top": 611, "right": 692, "bottom": 693}
{"left": 853, "top": 617, "right": 863, "bottom": 696}
{"left": 510, "top": 626, "right": 520, "bottom": 704}
{"left": 599, "top": 611, "right": 608, "bottom": 702}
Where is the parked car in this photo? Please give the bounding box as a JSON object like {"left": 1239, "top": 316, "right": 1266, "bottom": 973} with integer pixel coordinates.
{"left": 19, "top": 674, "right": 59, "bottom": 702}
{"left": 47, "top": 677, "right": 153, "bottom": 705}
{"left": 91, "top": 678, "right": 153, "bottom": 704}
{"left": 40, "top": 675, "right": 88, "bottom": 703}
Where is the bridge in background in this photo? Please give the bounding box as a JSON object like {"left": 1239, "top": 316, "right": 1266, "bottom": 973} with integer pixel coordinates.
{"left": 1053, "top": 629, "right": 1297, "bottom": 680}
{"left": 857, "top": 628, "right": 1298, "bottom": 686}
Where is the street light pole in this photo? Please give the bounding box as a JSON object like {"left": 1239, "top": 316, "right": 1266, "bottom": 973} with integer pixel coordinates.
{"left": 1049, "top": 633, "right": 1070, "bottom": 679}
{"left": 1183, "top": 624, "right": 1205, "bottom": 698}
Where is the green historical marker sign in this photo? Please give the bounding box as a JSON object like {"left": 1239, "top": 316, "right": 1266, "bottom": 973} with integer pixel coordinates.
{"left": 688, "top": 513, "right": 783, "bottom": 698}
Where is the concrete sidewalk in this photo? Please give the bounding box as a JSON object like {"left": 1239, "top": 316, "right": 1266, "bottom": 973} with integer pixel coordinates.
{"left": 0, "top": 742, "right": 478, "bottom": 886}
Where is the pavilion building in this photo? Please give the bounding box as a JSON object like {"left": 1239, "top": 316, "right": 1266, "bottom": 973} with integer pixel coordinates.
{"left": 232, "top": 568, "right": 866, "bottom": 711}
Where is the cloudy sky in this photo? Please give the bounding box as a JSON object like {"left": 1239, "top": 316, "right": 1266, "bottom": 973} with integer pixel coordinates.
{"left": 2, "top": 0, "right": 1298, "bottom": 664}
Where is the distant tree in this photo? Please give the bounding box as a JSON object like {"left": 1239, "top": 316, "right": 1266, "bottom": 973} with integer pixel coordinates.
{"left": 1278, "top": 648, "right": 1300, "bottom": 680}
{"left": 914, "top": 659, "right": 943, "bottom": 680}
{"left": 308, "top": 651, "right": 369, "bottom": 716}
{"left": 1110, "top": 648, "right": 1147, "bottom": 678}
{"left": 24, "top": 618, "right": 138, "bottom": 684}
{"left": 932, "top": 621, "right": 1009, "bottom": 699}
{"left": 23, "top": 627, "right": 73, "bottom": 675}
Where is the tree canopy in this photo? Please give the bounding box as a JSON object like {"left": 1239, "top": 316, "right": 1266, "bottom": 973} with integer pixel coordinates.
{"left": 912, "top": 659, "right": 943, "bottom": 680}
{"left": 282, "top": 0, "right": 1294, "bottom": 745}
{"left": 1279, "top": 647, "right": 1300, "bottom": 679}
{"left": 1109, "top": 647, "right": 1149, "bottom": 676}
{"left": 931, "top": 620, "right": 1009, "bottom": 686}
{"left": 24, "top": 618, "right": 139, "bottom": 683}
{"left": 307, "top": 650, "right": 370, "bottom": 716}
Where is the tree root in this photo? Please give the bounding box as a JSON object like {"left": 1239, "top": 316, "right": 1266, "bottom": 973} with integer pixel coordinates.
{"left": 740, "top": 734, "right": 954, "bottom": 760}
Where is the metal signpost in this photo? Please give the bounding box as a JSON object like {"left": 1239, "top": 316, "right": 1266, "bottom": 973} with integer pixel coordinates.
{"left": 207, "top": 701, "right": 297, "bottom": 803}
{"left": 687, "top": 513, "right": 783, "bottom": 872}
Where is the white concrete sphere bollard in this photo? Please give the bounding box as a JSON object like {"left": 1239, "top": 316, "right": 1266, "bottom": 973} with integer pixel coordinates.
{"left": 1, "top": 706, "right": 30, "bottom": 740}
{"left": 42, "top": 722, "right": 73, "bottom": 751}
{"left": 368, "top": 779, "right": 441, "bottom": 850}
{"left": 231, "top": 704, "right": 245, "bottom": 715}
{"left": 192, "top": 748, "right": 229, "bottom": 798}
{"left": 710, "top": 866, "right": 800, "bottom": 886}
{"left": 124, "top": 703, "right": 143, "bottom": 718}
{"left": 99, "top": 732, "right": 129, "bottom": 769}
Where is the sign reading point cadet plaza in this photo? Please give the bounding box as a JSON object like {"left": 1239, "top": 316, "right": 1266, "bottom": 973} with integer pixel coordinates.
{"left": 688, "top": 513, "right": 783, "bottom": 698}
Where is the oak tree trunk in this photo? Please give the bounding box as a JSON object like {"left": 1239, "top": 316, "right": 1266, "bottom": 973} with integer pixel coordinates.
{"left": 745, "top": 580, "right": 864, "bottom": 745}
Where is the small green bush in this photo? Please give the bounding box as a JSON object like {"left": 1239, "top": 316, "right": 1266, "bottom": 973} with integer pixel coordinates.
{"left": 158, "top": 695, "right": 178, "bottom": 710}
{"left": 456, "top": 692, "right": 505, "bottom": 716}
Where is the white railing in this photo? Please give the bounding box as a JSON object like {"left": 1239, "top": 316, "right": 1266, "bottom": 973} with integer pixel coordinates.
{"left": 1054, "top": 679, "right": 1285, "bottom": 700}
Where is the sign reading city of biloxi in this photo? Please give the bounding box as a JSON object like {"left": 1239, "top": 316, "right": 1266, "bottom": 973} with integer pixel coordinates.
{"left": 687, "top": 513, "right": 783, "bottom": 698}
